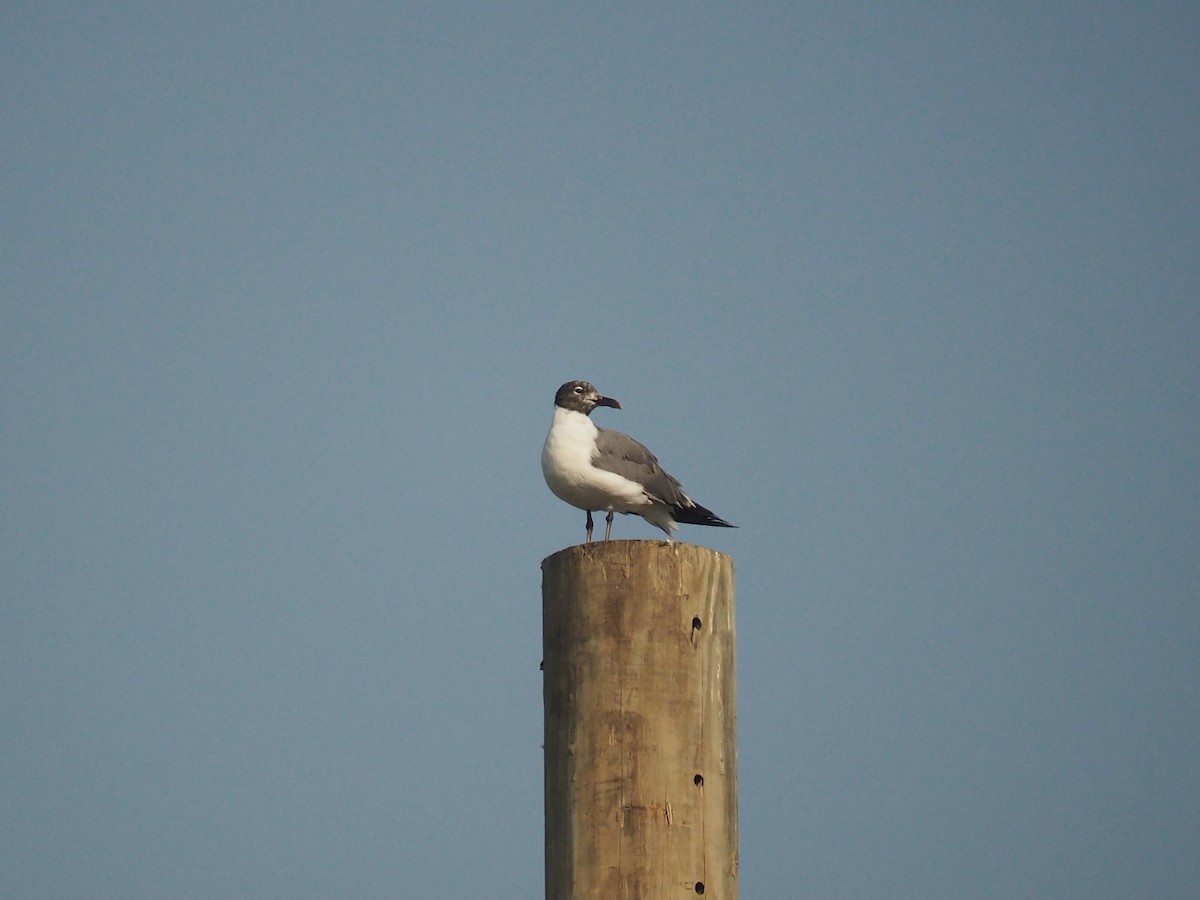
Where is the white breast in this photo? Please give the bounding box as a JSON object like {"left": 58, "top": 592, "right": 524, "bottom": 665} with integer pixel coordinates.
{"left": 541, "top": 407, "right": 648, "bottom": 512}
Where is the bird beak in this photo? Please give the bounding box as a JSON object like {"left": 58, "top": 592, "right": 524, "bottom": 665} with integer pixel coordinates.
{"left": 595, "top": 395, "right": 622, "bottom": 409}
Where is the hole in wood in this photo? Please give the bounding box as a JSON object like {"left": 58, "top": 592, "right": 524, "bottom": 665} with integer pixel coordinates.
{"left": 692, "top": 616, "right": 702, "bottom": 631}
{"left": 694, "top": 882, "right": 705, "bottom": 894}
{"left": 694, "top": 773, "right": 704, "bottom": 786}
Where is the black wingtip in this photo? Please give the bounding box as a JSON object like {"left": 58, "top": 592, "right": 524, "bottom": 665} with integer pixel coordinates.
{"left": 671, "top": 502, "right": 737, "bottom": 528}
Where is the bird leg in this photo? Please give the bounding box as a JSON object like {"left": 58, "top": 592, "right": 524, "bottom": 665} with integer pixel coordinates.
{"left": 585, "top": 510, "right": 594, "bottom": 543}
{"left": 604, "top": 510, "right": 614, "bottom": 542}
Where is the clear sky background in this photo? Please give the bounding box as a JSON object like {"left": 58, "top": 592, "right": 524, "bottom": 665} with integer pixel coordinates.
{"left": 3, "top": 3, "right": 1197, "bottom": 898}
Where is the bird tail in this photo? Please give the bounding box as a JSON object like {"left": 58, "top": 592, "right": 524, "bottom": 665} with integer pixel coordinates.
{"left": 671, "top": 501, "right": 736, "bottom": 529}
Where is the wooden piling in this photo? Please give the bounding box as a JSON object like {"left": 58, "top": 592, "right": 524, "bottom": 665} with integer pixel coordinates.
{"left": 542, "top": 540, "right": 738, "bottom": 900}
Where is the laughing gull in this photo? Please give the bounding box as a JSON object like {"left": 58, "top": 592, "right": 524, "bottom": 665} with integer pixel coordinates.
{"left": 541, "top": 380, "right": 736, "bottom": 542}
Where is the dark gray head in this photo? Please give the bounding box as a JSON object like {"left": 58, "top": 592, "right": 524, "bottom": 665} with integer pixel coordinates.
{"left": 553, "top": 381, "right": 622, "bottom": 415}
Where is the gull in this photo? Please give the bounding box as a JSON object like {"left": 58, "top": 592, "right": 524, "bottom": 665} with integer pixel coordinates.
{"left": 541, "top": 380, "right": 736, "bottom": 542}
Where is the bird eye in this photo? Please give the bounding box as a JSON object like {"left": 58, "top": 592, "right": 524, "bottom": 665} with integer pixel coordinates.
{"left": 573, "top": 385, "right": 584, "bottom": 393}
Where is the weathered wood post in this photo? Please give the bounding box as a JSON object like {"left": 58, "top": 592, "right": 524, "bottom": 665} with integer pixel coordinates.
{"left": 542, "top": 540, "right": 738, "bottom": 899}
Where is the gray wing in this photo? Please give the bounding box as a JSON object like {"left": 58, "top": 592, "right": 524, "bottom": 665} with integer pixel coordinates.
{"left": 592, "top": 427, "right": 690, "bottom": 506}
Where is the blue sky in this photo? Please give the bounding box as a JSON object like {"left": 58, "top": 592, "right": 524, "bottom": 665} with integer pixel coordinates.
{"left": 3, "top": 2, "right": 1197, "bottom": 898}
